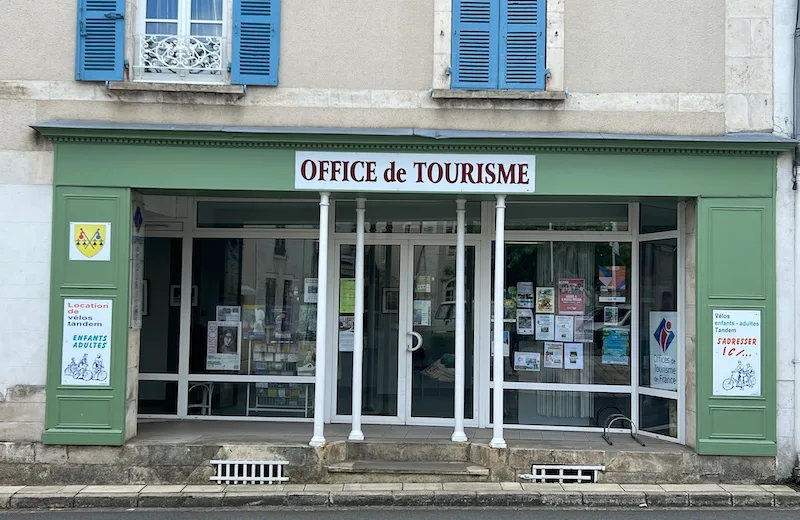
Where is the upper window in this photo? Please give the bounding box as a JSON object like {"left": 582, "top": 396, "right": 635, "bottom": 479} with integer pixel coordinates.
{"left": 75, "top": 0, "right": 280, "bottom": 86}
{"left": 451, "top": 0, "right": 545, "bottom": 91}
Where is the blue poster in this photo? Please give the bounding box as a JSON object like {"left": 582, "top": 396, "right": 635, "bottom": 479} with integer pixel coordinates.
{"left": 602, "top": 327, "right": 630, "bottom": 365}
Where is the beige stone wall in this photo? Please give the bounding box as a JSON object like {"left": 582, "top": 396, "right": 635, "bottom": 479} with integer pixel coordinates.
{"left": 0, "top": 386, "right": 46, "bottom": 442}
{"left": 684, "top": 200, "right": 697, "bottom": 449}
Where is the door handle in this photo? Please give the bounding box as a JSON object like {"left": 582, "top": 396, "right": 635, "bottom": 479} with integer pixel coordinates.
{"left": 407, "top": 331, "right": 423, "bottom": 352}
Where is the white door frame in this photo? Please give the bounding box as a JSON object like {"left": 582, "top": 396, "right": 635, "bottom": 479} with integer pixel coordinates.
{"left": 329, "top": 237, "right": 481, "bottom": 427}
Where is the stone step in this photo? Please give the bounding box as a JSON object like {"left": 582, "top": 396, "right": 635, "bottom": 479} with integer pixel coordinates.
{"left": 325, "top": 461, "right": 491, "bottom": 483}
{"left": 342, "top": 441, "right": 471, "bottom": 463}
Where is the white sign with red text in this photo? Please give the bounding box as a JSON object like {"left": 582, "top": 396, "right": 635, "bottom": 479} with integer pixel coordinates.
{"left": 295, "top": 152, "right": 535, "bottom": 193}
{"left": 61, "top": 299, "right": 112, "bottom": 387}
{"left": 712, "top": 309, "right": 761, "bottom": 397}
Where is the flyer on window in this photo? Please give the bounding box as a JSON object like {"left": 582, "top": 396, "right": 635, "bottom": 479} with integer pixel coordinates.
{"left": 535, "top": 314, "right": 555, "bottom": 340}
{"left": 206, "top": 321, "right": 242, "bottom": 371}
{"left": 535, "top": 287, "right": 555, "bottom": 313}
{"left": 564, "top": 343, "right": 584, "bottom": 370}
{"left": 413, "top": 300, "right": 432, "bottom": 326}
{"left": 516, "top": 308, "right": 534, "bottom": 335}
{"left": 216, "top": 305, "right": 241, "bottom": 322}
{"left": 555, "top": 315, "right": 574, "bottom": 341}
{"left": 516, "top": 282, "right": 534, "bottom": 308}
{"left": 544, "top": 342, "right": 563, "bottom": 368}
{"left": 598, "top": 265, "right": 627, "bottom": 303}
{"left": 303, "top": 278, "right": 319, "bottom": 303}
{"left": 514, "top": 352, "right": 541, "bottom": 372}
{"left": 573, "top": 315, "right": 594, "bottom": 342}
{"left": 604, "top": 306, "right": 620, "bottom": 325}
{"left": 602, "top": 327, "right": 630, "bottom": 365}
{"left": 491, "top": 330, "right": 511, "bottom": 357}
{"left": 558, "top": 279, "right": 586, "bottom": 315}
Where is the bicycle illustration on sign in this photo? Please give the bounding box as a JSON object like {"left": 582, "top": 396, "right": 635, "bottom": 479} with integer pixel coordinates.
{"left": 721, "top": 361, "right": 756, "bottom": 392}
{"left": 64, "top": 354, "right": 108, "bottom": 383}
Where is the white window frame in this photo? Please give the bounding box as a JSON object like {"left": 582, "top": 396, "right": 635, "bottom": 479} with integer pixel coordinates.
{"left": 131, "top": 0, "right": 232, "bottom": 84}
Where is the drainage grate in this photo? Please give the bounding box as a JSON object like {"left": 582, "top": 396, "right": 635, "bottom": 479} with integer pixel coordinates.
{"left": 210, "top": 460, "right": 289, "bottom": 485}
{"left": 519, "top": 465, "right": 605, "bottom": 484}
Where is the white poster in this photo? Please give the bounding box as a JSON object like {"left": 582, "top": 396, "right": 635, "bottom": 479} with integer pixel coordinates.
{"left": 206, "top": 321, "right": 242, "bottom": 371}
{"left": 535, "top": 314, "right": 555, "bottom": 340}
{"left": 649, "top": 312, "right": 679, "bottom": 391}
{"left": 61, "top": 299, "right": 112, "bottom": 386}
{"left": 514, "top": 352, "right": 541, "bottom": 372}
{"left": 516, "top": 282, "right": 534, "bottom": 309}
{"left": 516, "top": 308, "right": 534, "bottom": 335}
{"left": 304, "top": 278, "right": 319, "bottom": 303}
{"left": 555, "top": 315, "right": 574, "bottom": 341}
{"left": 544, "top": 342, "right": 563, "bottom": 368}
{"left": 216, "top": 305, "right": 241, "bottom": 322}
{"left": 490, "top": 330, "right": 510, "bottom": 357}
{"left": 69, "top": 222, "right": 112, "bottom": 261}
{"left": 573, "top": 315, "right": 594, "bottom": 342}
{"left": 413, "top": 300, "right": 432, "bottom": 326}
{"left": 564, "top": 343, "right": 584, "bottom": 370}
{"left": 712, "top": 309, "right": 761, "bottom": 397}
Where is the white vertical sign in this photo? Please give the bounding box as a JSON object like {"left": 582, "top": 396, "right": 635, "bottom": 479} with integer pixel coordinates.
{"left": 649, "top": 312, "right": 678, "bottom": 391}
{"left": 712, "top": 309, "right": 761, "bottom": 397}
{"left": 61, "top": 299, "right": 113, "bottom": 386}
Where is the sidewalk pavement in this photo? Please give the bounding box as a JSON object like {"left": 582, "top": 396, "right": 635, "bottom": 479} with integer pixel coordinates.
{"left": 1, "top": 483, "right": 800, "bottom": 510}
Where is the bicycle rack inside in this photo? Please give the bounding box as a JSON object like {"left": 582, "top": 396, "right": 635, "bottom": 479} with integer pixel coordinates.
{"left": 602, "top": 413, "right": 646, "bottom": 447}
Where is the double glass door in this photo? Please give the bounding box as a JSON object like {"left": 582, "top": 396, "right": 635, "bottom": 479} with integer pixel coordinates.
{"left": 334, "top": 241, "right": 476, "bottom": 425}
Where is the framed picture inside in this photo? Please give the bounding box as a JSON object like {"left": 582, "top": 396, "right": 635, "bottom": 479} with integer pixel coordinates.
{"left": 170, "top": 285, "right": 199, "bottom": 307}
{"left": 382, "top": 288, "right": 400, "bottom": 314}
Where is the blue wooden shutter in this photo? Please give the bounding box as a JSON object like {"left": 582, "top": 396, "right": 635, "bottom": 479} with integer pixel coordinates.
{"left": 500, "top": 0, "right": 545, "bottom": 90}
{"left": 452, "top": 0, "right": 499, "bottom": 89}
{"left": 75, "top": 0, "right": 125, "bottom": 81}
{"left": 232, "top": 0, "right": 280, "bottom": 86}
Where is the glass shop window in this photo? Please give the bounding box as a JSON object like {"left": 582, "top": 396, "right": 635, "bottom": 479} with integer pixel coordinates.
{"left": 335, "top": 200, "right": 482, "bottom": 234}
{"left": 197, "top": 201, "right": 320, "bottom": 229}
{"left": 505, "top": 203, "right": 629, "bottom": 232}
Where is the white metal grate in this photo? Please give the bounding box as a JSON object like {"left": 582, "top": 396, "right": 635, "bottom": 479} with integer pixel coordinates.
{"left": 519, "top": 465, "right": 605, "bottom": 484}
{"left": 210, "top": 460, "right": 289, "bottom": 485}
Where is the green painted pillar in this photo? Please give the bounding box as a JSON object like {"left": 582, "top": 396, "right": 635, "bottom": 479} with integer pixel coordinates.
{"left": 44, "top": 187, "right": 132, "bottom": 446}
{"left": 695, "top": 197, "right": 777, "bottom": 456}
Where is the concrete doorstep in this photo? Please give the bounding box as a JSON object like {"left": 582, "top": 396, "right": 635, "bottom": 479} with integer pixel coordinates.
{"left": 0, "top": 483, "right": 799, "bottom": 509}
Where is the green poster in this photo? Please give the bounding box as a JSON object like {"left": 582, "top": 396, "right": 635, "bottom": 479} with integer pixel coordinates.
{"left": 339, "top": 278, "right": 356, "bottom": 314}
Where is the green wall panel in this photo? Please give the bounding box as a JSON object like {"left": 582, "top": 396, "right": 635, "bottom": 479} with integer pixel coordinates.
{"left": 53, "top": 142, "right": 776, "bottom": 198}
{"left": 44, "top": 187, "right": 132, "bottom": 446}
{"left": 696, "top": 198, "right": 776, "bottom": 456}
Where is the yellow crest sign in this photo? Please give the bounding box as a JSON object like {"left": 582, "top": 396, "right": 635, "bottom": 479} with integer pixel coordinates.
{"left": 69, "top": 222, "right": 112, "bottom": 261}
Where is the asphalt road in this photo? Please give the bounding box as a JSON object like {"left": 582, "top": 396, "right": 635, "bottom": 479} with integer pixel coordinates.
{"left": 2, "top": 510, "right": 800, "bottom": 520}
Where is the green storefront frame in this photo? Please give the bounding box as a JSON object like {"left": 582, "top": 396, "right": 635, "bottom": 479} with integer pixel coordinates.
{"left": 34, "top": 123, "right": 792, "bottom": 456}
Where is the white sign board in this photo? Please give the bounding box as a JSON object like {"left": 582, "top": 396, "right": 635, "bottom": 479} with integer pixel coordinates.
{"left": 206, "top": 321, "right": 242, "bottom": 371}
{"left": 649, "top": 312, "right": 679, "bottom": 391}
{"left": 712, "top": 309, "right": 761, "bottom": 397}
{"left": 295, "top": 152, "right": 535, "bottom": 193}
{"left": 69, "top": 222, "right": 111, "bottom": 261}
{"left": 61, "top": 299, "right": 112, "bottom": 386}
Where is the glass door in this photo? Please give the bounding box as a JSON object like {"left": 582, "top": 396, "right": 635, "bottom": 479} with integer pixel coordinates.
{"left": 407, "top": 244, "right": 476, "bottom": 422}
{"left": 335, "top": 243, "right": 403, "bottom": 419}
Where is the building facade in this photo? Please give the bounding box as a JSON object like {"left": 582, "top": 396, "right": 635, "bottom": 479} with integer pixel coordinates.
{"left": 1, "top": 0, "right": 798, "bottom": 480}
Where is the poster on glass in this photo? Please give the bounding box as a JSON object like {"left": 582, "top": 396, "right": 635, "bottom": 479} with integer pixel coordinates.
{"left": 535, "top": 314, "right": 555, "bottom": 340}
{"left": 338, "top": 315, "right": 355, "bottom": 352}
{"left": 649, "top": 311, "right": 678, "bottom": 391}
{"left": 535, "top": 287, "right": 554, "bottom": 313}
{"left": 216, "top": 305, "right": 241, "bottom": 322}
{"left": 544, "top": 342, "right": 563, "bottom": 368}
{"left": 516, "top": 282, "right": 534, "bottom": 308}
{"left": 598, "top": 265, "right": 626, "bottom": 303}
{"left": 304, "top": 278, "right": 319, "bottom": 303}
{"left": 206, "top": 321, "right": 242, "bottom": 371}
{"left": 573, "top": 315, "right": 594, "bottom": 342}
{"left": 601, "top": 327, "right": 630, "bottom": 365}
{"left": 557, "top": 279, "right": 585, "bottom": 315}
{"left": 242, "top": 304, "right": 266, "bottom": 340}
{"left": 413, "top": 300, "right": 431, "bottom": 326}
{"left": 516, "top": 308, "right": 533, "bottom": 335}
{"left": 564, "top": 343, "right": 584, "bottom": 370}
{"left": 514, "top": 352, "right": 541, "bottom": 372}
{"left": 555, "top": 315, "right": 574, "bottom": 341}
{"left": 270, "top": 307, "right": 293, "bottom": 341}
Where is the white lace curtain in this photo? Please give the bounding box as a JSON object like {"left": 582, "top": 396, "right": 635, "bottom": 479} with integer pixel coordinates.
{"left": 535, "top": 242, "right": 595, "bottom": 419}
{"left": 146, "top": 0, "right": 222, "bottom": 34}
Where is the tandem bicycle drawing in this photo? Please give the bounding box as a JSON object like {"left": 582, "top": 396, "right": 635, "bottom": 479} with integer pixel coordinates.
{"left": 721, "top": 361, "right": 756, "bottom": 391}
{"left": 64, "top": 354, "right": 108, "bottom": 383}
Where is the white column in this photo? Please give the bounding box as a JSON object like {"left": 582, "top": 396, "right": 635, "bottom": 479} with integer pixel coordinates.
{"left": 349, "top": 198, "right": 366, "bottom": 441}
{"left": 310, "top": 192, "right": 331, "bottom": 447}
{"left": 490, "top": 195, "right": 507, "bottom": 449}
{"left": 452, "top": 199, "right": 468, "bottom": 442}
